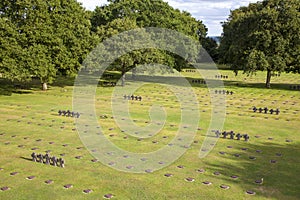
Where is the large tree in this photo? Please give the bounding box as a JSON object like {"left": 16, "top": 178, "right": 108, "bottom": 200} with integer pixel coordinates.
{"left": 0, "top": 0, "right": 95, "bottom": 90}
{"left": 219, "top": 0, "right": 300, "bottom": 88}
{"left": 90, "top": 0, "right": 207, "bottom": 84}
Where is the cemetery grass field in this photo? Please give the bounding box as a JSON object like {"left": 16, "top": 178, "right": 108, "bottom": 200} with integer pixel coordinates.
{"left": 0, "top": 70, "right": 299, "bottom": 200}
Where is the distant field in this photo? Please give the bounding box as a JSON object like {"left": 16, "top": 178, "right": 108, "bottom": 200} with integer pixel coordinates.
{"left": 0, "top": 70, "right": 299, "bottom": 200}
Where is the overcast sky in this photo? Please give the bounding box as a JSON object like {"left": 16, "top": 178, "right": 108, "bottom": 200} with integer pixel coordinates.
{"left": 77, "top": 0, "right": 258, "bottom": 36}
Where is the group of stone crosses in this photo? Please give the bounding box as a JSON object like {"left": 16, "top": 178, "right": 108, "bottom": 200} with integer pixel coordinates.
{"left": 191, "top": 79, "right": 206, "bottom": 84}
{"left": 215, "top": 75, "right": 229, "bottom": 79}
{"left": 215, "top": 130, "right": 250, "bottom": 141}
{"left": 102, "top": 74, "right": 114, "bottom": 79}
{"left": 289, "top": 85, "right": 300, "bottom": 90}
{"left": 271, "top": 73, "right": 280, "bottom": 77}
{"left": 185, "top": 69, "right": 196, "bottom": 72}
{"left": 252, "top": 106, "right": 280, "bottom": 115}
{"left": 31, "top": 152, "right": 65, "bottom": 168}
{"left": 215, "top": 90, "right": 234, "bottom": 95}
{"left": 123, "top": 95, "right": 142, "bottom": 101}
{"left": 58, "top": 110, "right": 80, "bottom": 118}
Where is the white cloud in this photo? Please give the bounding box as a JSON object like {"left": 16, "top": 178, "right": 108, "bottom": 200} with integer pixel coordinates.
{"left": 77, "top": 0, "right": 108, "bottom": 10}
{"left": 77, "top": 0, "right": 258, "bottom": 36}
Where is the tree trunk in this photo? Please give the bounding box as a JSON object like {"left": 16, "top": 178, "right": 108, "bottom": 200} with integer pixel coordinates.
{"left": 121, "top": 67, "right": 126, "bottom": 87}
{"left": 42, "top": 82, "right": 48, "bottom": 91}
{"left": 265, "top": 70, "right": 271, "bottom": 88}
{"left": 132, "top": 67, "right": 136, "bottom": 80}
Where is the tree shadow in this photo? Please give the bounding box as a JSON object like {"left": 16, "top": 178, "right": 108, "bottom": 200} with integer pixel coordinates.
{"left": 222, "top": 80, "right": 300, "bottom": 92}
{"left": 203, "top": 139, "right": 300, "bottom": 199}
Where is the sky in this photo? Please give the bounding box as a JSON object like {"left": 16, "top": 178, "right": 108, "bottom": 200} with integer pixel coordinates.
{"left": 77, "top": 0, "right": 258, "bottom": 36}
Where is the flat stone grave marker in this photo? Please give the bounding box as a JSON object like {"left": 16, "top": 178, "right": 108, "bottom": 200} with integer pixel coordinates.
{"left": 202, "top": 181, "right": 212, "bottom": 185}
{"left": 246, "top": 190, "right": 256, "bottom": 195}
{"left": 10, "top": 172, "right": 19, "bottom": 176}
{"left": 0, "top": 186, "right": 10, "bottom": 191}
{"left": 255, "top": 179, "right": 263, "bottom": 184}
{"left": 196, "top": 169, "right": 205, "bottom": 173}
{"left": 185, "top": 177, "right": 195, "bottom": 182}
{"left": 164, "top": 173, "right": 173, "bottom": 177}
{"left": 26, "top": 176, "right": 35, "bottom": 180}
{"left": 103, "top": 193, "right": 114, "bottom": 199}
{"left": 145, "top": 169, "right": 152, "bottom": 173}
{"left": 45, "top": 180, "right": 54, "bottom": 184}
{"left": 64, "top": 184, "right": 73, "bottom": 189}
{"left": 249, "top": 156, "right": 256, "bottom": 160}
{"left": 83, "top": 189, "right": 92, "bottom": 194}
{"left": 220, "top": 185, "right": 230, "bottom": 190}
{"left": 126, "top": 165, "right": 133, "bottom": 169}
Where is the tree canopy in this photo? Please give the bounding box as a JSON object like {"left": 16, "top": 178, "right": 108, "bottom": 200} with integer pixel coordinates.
{"left": 90, "top": 0, "right": 207, "bottom": 85}
{"left": 219, "top": 0, "right": 300, "bottom": 88}
{"left": 0, "top": 0, "right": 95, "bottom": 90}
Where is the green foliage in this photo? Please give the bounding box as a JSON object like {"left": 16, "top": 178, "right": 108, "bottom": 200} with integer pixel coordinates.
{"left": 0, "top": 0, "right": 95, "bottom": 89}
{"left": 219, "top": 0, "right": 300, "bottom": 87}
{"left": 90, "top": 0, "right": 207, "bottom": 80}
{"left": 202, "top": 37, "right": 219, "bottom": 62}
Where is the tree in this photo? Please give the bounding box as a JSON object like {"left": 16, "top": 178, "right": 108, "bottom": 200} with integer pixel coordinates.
{"left": 0, "top": 0, "right": 96, "bottom": 90}
{"left": 219, "top": 0, "right": 300, "bottom": 88}
{"left": 202, "top": 37, "right": 219, "bottom": 62}
{"left": 0, "top": 17, "right": 30, "bottom": 82}
{"left": 90, "top": 0, "right": 207, "bottom": 83}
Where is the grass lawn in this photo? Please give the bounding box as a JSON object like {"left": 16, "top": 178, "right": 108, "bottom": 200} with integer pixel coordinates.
{"left": 0, "top": 69, "right": 299, "bottom": 199}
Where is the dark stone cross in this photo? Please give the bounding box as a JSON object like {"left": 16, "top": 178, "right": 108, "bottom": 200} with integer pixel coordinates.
{"left": 236, "top": 133, "right": 242, "bottom": 140}
{"left": 229, "top": 131, "right": 235, "bottom": 139}
{"left": 31, "top": 152, "right": 37, "bottom": 162}
{"left": 244, "top": 134, "right": 250, "bottom": 141}
{"left": 222, "top": 131, "right": 228, "bottom": 139}
{"left": 253, "top": 106, "right": 257, "bottom": 112}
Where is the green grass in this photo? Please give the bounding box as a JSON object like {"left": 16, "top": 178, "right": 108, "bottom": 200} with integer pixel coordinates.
{"left": 0, "top": 70, "right": 299, "bottom": 200}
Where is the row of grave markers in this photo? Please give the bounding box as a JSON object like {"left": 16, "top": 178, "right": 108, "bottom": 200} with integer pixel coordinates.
{"left": 252, "top": 107, "right": 280, "bottom": 115}
{"left": 214, "top": 130, "right": 250, "bottom": 141}
{"left": 58, "top": 110, "right": 80, "bottom": 118}
{"left": 31, "top": 152, "right": 65, "bottom": 168}
{"left": 123, "top": 95, "right": 142, "bottom": 101}
{"left": 215, "top": 90, "right": 234, "bottom": 95}
{"left": 289, "top": 85, "right": 300, "bottom": 90}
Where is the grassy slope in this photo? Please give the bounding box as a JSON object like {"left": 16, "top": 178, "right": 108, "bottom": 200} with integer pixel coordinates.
{"left": 0, "top": 70, "right": 299, "bottom": 200}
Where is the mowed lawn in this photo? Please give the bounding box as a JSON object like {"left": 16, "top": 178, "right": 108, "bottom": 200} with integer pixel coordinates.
{"left": 0, "top": 70, "right": 299, "bottom": 200}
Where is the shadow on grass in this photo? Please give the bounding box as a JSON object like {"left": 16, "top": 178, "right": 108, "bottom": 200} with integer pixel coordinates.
{"left": 203, "top": 140, "right": 300, "bottom": 199}
{"left": 222, "top": 80, "right": 300, "bottom": 92}
{"left": 20, "top": 156, "right": 33, "bottom": 162}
